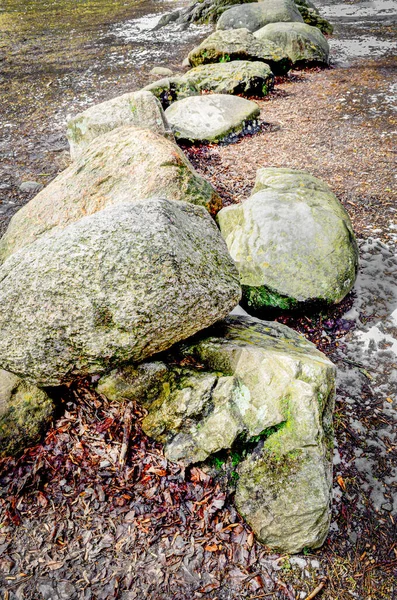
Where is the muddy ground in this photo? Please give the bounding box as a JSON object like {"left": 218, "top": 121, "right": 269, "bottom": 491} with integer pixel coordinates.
{"left": 1, "top": 0, "right": 397, "bottom": 598}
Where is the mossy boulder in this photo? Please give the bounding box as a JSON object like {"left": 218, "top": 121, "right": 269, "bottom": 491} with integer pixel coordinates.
{"left": 98, "top": 315, "right": 335, "bottom": 552}
{"left": 216, "top": 0, "right": 303, "bottom": 33}
{"left": 180, "top": 60, "right": 274, "bottom": 96}
{"left": 0, "top": 127, "right": 222, "bottom": 263}
{"left": 217, "top": 168, "right": 359, "bottom": 310}
{"left": 0, "top": 370, "right": 54, "bottom": 457}
{"left": 165, "top": 94, "right": 260, "bottom": 143}
{"left": 154, "top": 0, "right": 256, "bottom": 28}
{"left": 66, "top": 90, "right": 172, "bottom": 160}
{"left": 142, "top": 77, "right": 200, "bottom": 109}
{"left": 98, "top": 314, "right": 335, "bottom": 463}
{"left": 187, "top": 28, "right": 292, "bottom": 75}
{"left": 0, "top": 200, "right": 241, "bottom": 386}
{"left": 294, "top": 0, "right": 333, "bottom": 35}
{"left": 253, "top": 22, "right": 330, "bottom": 66}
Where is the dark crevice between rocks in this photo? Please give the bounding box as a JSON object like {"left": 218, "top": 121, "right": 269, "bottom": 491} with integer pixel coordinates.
{"left": 203, "top": 421, "right": 287, "bottom": 487}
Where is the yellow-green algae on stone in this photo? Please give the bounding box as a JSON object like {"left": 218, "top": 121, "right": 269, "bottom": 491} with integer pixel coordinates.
{"left": 0, "top": 127, "right": 222, "bottom": 264}
{"left": 0, "top": 200, "right": 241, "bottom": 386}
{"left": 66, "top": 90, "right": 173, "bottom": 160}
{"left": 0, "top": 369, "right": 54, "bottom": 457}
{"left": 187, "top": 28, "right": 292, "bottom": 75}
{"left": 179, "top": 61, "right": 274, "bottom": 97}
{"left": 97, "top": 315, "right": 335, "bottom": 552}
{"left": 217, "top": 167, "right": 359, "bottom": 310}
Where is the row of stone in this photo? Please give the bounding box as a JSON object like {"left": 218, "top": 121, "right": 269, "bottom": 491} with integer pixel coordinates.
{"left": 0, "top": 0, "right": 344, "bottom": 554}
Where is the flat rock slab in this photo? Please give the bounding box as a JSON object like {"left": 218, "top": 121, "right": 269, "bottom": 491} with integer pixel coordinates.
{"left": 165, "top": 94, "right": 260, "bottom": 143}
{"left": 217, "top": 0, "right": 303, "bottom": 32}
{"left": 0, "top": 200, "right": 241, "bottom": 386}
{"left": 188, "top": 28, "right": 292, "bottom": 75}
{"left": 98, "top": 314, "right": 335, "bottom": 553}
{"left": 254, "top": 22, "right": 330, "bottom": 65}
{"left": 181, "top": 60, "right": 274, "bottom": 96}
{"left": 66, "top": 90, "right": 171, "bottom": 160}
{"left": 217, "top": 167, "right": 359, "bottom": 310}
{"left": 0, "top": 127, "right": 222, "bottom": 263}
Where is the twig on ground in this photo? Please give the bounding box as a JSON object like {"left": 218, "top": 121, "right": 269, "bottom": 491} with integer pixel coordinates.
{"left": 304, "top": 578, "right": 327, "bottom": 600}
{"left": 119, "top": 403, "right": 133, "bottom": 468}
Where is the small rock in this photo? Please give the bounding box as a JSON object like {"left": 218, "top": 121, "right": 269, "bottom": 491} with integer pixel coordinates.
{"left": 19, "top": 180, "right": 42, "bottom": 194}
{"left": 150, "top": 66, "right": 174, "bottom": 77}
{"left": 58, "top": 581, "right": 77, "bottom": 599}
{"left": 381, "top": 502, "right": 393, "bottom": 512}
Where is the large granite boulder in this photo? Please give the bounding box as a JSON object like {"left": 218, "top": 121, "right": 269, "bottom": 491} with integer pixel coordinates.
{"left": 154, "top": 0, "right": 255, "bottom": 28}
{"left": 294, "top": 0, "right": 333, "bottom": 35}
{"left": 217, "top": 0, "right": 303, "bottom": 33}
{"left": 180, "top": 61, "right": 274, "bottom": 96}
{"left": 0, "top": 127, "right": 222, "bottom": 263}
{"left": 187, "top": 28, "right": 292, "bottom": 75}
{"left": 142, "top": 77, "right": 200, "bottom": 109}
{"left": 165, "top": 94, "right": 260, "bottom": 143}
{"left": 254, "top": 22, "right": 329, "bottom": 66}
{"left": 217, "top": 168, "right": 359, "bottom": 310}
{"left": 98, "top": 315, "right": 335, "bottom": 553}
{"left": 66, "top": 90, "right": 172, "bottom": 160}
{"left": 0, "top": 369, "right": 54, "bottom": 457}
{"left": 0, "top": 200, "right": 241, "bottom": 386}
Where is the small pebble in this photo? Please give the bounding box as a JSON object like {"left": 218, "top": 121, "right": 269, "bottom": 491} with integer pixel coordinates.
{"left": 20, "top": 180, "right": 42, "bottom": 194}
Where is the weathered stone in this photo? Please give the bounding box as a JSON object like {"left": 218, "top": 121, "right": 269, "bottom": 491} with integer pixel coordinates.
{"left": 180, "top": 61, "right": 274, "bottom": 96}
{"left": 66, "top": 90, "right": 172, "bottom": 160}
{"left": 165, "top": 94, "right": 260, "bottom": 143}
{"left": 187, "top": 28, "right": 292, "bottom": 75}
{"left": 217, "top": 168, "right": 359, "bottom": 310}
{"left": 236, "top": 446, "right": 332, "bottom": 553}
{"left": 154, "top": 0, "right": 255, "bottom": 28}
{"left": 150, "top": 66, "right": 174, "bottom": 77}
{"left": 19, "top": 181, "right": 43, "bottom": 194}
{"left": 98, "top": 314, "right": 335, "bottom": 552}
{"left": 254, "top": 22, "right": 329, "bottom": 65}
{"left": 217, "top": 0, "right": 303, "bottom": 33}
{"left": 142, "top": 77, "right": 200, "bottom": 109}
{"left": 0, "top": 200, "right": 241, "bottom": 386}
{"left": 98, "top": 315, "right": 335, "bottom": 462}
{"left": 0, "top": 369, "right": 54, "bottom": 457}
{"left": 294, "top": 0, "right": 333, "bottom": 34}
{"left": 0, "top": 127, "right": 222, "bottom": 263}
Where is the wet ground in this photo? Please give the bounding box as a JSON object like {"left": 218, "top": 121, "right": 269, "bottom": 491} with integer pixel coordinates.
{"left": 0, "top": 0, "right": 210, "bottom": 235}
{"left": 1, "top": 0, "right": 397, "bottom": 599}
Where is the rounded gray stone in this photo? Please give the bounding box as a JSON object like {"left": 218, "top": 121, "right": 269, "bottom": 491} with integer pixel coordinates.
{"left": 253, "top": 22, "right": 330, "bottom": 65}
{"left": 217, "top": 0, "right": 303, "bottom": 32}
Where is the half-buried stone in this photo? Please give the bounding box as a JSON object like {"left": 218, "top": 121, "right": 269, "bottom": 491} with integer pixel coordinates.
{"left": 66, "top": 90, "right": 172, "bottom": 160}
{"left": 0, "top": 369, "right": 54, "bottom": 457}
{"left": 254, "top": 22, "right": 330, "bottom": 66}
{"left": 0, "top": 200, "right": 241, "bottom": 386}
{"left": 165, "top": 94, "right": 260, "bottom": 143}
{"left": 180, "top": 61, "right": 274, "bottom": 96}
{"left": 217, "top": 167, "right": 359, "bottom": 311}
{"left": 97, "top": 314, "right": 335, "bottom": 553}
{"left": 216, "top": 0, "right": 303, "bottom": 32}
{"left": 187, "top": 28, "right": 292, "bottom": 75}
{"left": 0, "top": 127, "right": 222, "bottom": 264}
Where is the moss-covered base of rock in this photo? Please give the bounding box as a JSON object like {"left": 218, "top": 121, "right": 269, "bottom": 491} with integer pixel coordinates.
{"left": 295, "top": 0, "right": 334, "bottom": 34}
{"left": 0, "top": 370, "right": 54, "bottom": 457}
